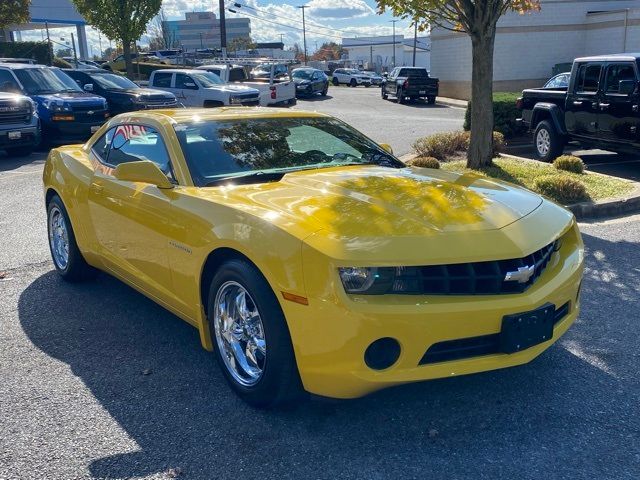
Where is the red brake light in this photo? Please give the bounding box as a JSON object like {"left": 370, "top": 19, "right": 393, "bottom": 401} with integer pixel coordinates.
{"left": 516, "top": 97, "right": 523, "bottom": 110}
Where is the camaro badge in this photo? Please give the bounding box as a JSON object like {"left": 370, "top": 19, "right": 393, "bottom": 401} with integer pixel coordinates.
{"left": 504, "top": 265, "right": 535, "bottom": 283}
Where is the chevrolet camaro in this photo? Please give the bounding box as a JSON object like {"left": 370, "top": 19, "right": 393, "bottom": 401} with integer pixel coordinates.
{"left": 43, "top": 108, "right": 584, "bottom": 407}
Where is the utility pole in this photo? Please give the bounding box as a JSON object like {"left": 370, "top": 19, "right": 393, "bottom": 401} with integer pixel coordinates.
{"left": 279, "top": 33, "right": 284, "bottom": 44}
{"left": 370, "top": 45, "right": 373, "bottom": 69}
{"left": 389, "top": 20, "right": 397, "bottom": 68}
{"left": 412, "top": 22, "right": 417, "bottom": 67}
{"left": 199, "top": 32, "right": 204, "bottom": 49}
{"left": 45, "top": 21, "right": 52, "bottom": 66}
{"left": 70, "top": 32, "right": 78, "bottom": 66}
{"left": 218, "top": 0, "right": 227, "bottom": 58}
{"left": 298, "top": 5, "right": 308, "bottom": 65}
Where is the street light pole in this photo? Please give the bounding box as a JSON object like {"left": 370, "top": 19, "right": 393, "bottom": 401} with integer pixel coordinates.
{"left": 412, "top": 22, "right": 417, "bottom": 67}
{"left": 298, "top": 5, "right": 308, "bottom": 65}
{"left": 70, "top": 32, "right": 78, "bottom": 65}
{"left": 389, "top": 19, "right": 397, "bottom": 68}
{"left": 45, "top": 21, "right": 52, "bottom": 66}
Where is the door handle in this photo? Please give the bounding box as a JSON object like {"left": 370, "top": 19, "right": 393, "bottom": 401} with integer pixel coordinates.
{"left": 633, "top": 105, "right": 639, "bottom": 112}
{"left": 599, "top": 103, "right": 610, "bottom": 110}
{"left": 572, "top": 101, "right": 583, "bottom": 106}
{"left": 91, "top": 183, "right": 104, "bottom": 195}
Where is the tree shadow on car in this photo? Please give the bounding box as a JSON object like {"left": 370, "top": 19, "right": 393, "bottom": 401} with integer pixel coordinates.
{"left": 17, "top": 231, "right": 639, "bottom": 479}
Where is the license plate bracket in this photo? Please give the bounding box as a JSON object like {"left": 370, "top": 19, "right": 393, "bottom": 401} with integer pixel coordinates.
{"left": 500, "top": 303, "right": 555, "bottom": 354}
{"left": 419, "top": 90, "right": 426, "bottom": 94}
{"left": 8, "top": 130, "right": 22, "bottom": 140}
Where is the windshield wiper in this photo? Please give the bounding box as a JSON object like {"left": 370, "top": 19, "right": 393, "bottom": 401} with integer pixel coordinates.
{"left": 204, "top": 170, "right": 287, "bottom": 187}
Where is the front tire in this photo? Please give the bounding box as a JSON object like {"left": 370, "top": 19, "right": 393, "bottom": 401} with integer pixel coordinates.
{"left": 534, "top": 120, "right": 564, "bottom": 162}
{"left": 381, "top": 85, "right": 388, "bottom": 100}
{"left": 332, "top": 77, "right": 339, "bottom": 86}
{"left": 47, "top": 195, "right": 97, "bottom": 282}
{"left": 208, "top": 259, "right": 302, "bottom": 408}
{"left": 321, "top": 84, "right": 328, "bottom": 96}
{"left": 349, "top": 78, "right": 357, "bottom": 87}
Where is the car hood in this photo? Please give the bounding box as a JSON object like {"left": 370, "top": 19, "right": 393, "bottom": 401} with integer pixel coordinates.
{"left": 111, "top": 88, "right": 176, "bottom": 100}
{"left": 33, "top": 91, "right": 105, "bottom": 104}
{"left": 206, "top": 84, "right": 260, "bottom": 95}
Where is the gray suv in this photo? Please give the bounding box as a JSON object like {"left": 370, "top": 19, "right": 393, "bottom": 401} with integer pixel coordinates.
{"left": 0, "top": 91, "right": 40, "bottom": 157}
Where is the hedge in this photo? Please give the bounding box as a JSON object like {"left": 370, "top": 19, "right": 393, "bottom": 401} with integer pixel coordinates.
{"left": 463, "top": 92, "right": 524, "bottom": 139}
{"left": 0, "top": 41, "right": 52, "bottom": 65}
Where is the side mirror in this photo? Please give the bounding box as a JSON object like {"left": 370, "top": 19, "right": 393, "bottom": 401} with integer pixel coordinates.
{"left": 113, "top": 161, "right": 174, "bottom": 189}
{"left": 379, "top": 143, "right": 393, "bottom": 154}
{"left": 83, "top": 83, "right": 93, "bottom": 92}
{"left": 618, "top": 79, "right": 636, "bottom": 95}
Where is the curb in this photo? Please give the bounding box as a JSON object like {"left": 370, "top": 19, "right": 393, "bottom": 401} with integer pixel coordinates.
{"left": 400, "top": 152, "right": 640, "bottom": 221}
{"left": 436, "top": 97, "right": 468, "bottom": 109}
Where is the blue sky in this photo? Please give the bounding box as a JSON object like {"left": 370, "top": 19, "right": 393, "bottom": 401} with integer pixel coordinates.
{"left": 20, "top": 0, "right": 418, "bottom": 57}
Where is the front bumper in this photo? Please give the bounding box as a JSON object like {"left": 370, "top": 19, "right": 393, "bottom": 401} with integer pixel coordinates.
{"left": 285, "top": 219, "right": 584, "bottom": 399}
{"left": 43, "top": 112, "right": 109, "bottom": 143}
{"left": 0, "top": 123, "right": 40, "bottom": 148}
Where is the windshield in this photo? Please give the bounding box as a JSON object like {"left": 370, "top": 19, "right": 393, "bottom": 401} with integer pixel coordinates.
{"left": 91, "top": 72, "right": 139, "bottom": 90}
{"left": 292, "top": 70, "right": 312, "bottom": 79}
{"left": 14, "top": 67, "right": 81, "bottom": 95}
{"left": 174, "top": 117, "right": 403, "bottom": 186}
{"left": 192, "top": 71, "right": 223, "bottom": 87}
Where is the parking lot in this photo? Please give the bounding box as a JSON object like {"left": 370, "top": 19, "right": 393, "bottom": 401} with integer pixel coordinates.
{"left": 2, "top": 89, "right": 640, "bottom": 480}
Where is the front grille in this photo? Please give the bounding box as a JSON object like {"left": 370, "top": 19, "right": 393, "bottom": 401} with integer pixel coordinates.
{"left": 0, "top": 101, "right": 31, "bottom": 124}
{"left": 141, "top": 96, "right": 177, "bottom": 105}
{"left": 73, "top": 110, "right": 108, "bottom": 123}
{"left": 72, "top": 104, "right": 104, "bottom": 112}
{"left": 419, "top": 301, "right": 571, "bottom": 365}
{"left": 392, "top": 240, "right": 558, "bottom": 295}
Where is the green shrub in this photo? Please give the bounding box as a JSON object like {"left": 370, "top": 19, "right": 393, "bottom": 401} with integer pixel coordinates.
{"left": 0, "top": 41, "right": 52, "bottom": 65}
{"left": 413, "top": 130, "right": 504, "bottom": 161}
{"left": 533, "top": 175, "right": 588, "bottom": 204}
{"left": 52, "top": 57, "right": 72, "bottom": 68}
{"left": 464, "top": 92, "right": 524, "bottom": 138}
{"left": 410, "top": 156, "right": 440, "bottom": 169}
{"left": 129, "top": 61, "right": 175, "bottom": 79}
{"left": 553, "top": 155, "right": 584, "bottom": 174}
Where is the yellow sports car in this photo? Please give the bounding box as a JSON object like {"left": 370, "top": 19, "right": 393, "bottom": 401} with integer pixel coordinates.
{"left": 43, "top": 108, "right": 584, "bottom": 407}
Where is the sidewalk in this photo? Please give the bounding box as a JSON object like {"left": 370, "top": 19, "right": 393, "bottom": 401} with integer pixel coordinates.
{"left": 437, "top": 97, "right": 468, "bottom": 109}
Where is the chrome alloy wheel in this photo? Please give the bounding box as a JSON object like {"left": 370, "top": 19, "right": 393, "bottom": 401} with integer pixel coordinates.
{"left": 48, "top": 205, "right": 69, "bottom": 270}
{"left": 536, "top": 128, "right": 551, "bottom": 156}
{"left": 214, "top": 281, "right": 267, "bottom": 387}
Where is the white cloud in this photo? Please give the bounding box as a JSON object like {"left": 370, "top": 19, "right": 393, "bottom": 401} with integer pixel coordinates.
{"left": 307, "top": 0, "right": 374, "bottom": 20}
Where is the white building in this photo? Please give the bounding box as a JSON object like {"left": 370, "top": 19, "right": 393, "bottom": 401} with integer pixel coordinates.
{"left": 1, "top": 0, "right": 90, "bottom": 59}
{"left": 343, "top": 35, "right": 430, "bottom": 72}
{"left": 431, "top": 1, "right": 640, "bottom": 99}
{"left": 165, "top": 12, "right": 251, "bottom": 50}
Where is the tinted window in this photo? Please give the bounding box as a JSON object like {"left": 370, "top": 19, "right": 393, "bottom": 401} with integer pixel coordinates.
{"left": 173, "top": 117, "right": 402, "bottom": 186}
{"left": 175, "top": 73, "right": 197, "bottom": 89}
{"left": 576, "top": 64, "right": 602, "bottom": 93}
{"left": 229, "top": 68, "right": 245, "bottom": 82}
{"left": 91, "top": 127, "right": 114, "bottom": 163}
{"left": 604, "top": 63, "right": 636, "bottom": 93}
{"left": 0, "top": 69, "right": 21, "bottom": 93}
{"left": 14, "top": 67, "right": 81, "bottom": 95}
{"left": 108, "top": 125, "right": 173, "bottom": 178}
{"left": 153, "top": 72, "right": 173, "bottom": 88}
{"left": 91, "top": 73, "right": 139, "bottom": 90}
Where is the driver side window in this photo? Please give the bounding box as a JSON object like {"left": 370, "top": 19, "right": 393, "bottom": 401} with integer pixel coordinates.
{"left": 175, "top": 73, "right": 198, "bottom": 90}
{"left": 108, "top": 125, "right": 174, "bottom": 179}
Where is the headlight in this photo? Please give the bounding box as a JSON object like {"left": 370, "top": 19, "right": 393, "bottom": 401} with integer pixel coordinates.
{"left": 338, "top": 266, "right": 424, "bottom": 295}
{"left": 43, "top": 100, "right": 71, "bottom": 112}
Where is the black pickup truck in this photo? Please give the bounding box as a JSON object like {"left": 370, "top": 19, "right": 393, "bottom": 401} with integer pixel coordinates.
{"left": 381, "top": 67, "right": 439, "bottom": 104}
{"left": 518, "top": 53, "right": 640, "bottom": 161}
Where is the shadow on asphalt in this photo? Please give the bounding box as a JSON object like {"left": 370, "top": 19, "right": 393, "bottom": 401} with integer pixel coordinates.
{"left": 295, "top": 94, "right": 334, "bottom": 102}
{"left": 17, "top": 232, "right": 640, "bottom": 479}
{"left": 0, "top": 151, "right": 47, "bottom": 172}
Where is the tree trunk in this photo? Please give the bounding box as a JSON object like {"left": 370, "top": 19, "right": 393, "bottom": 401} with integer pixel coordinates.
{"left": 467, "top": 31, "right": 496, "bottom": 169}
{"left": 122, "top": 40, "right": 134, "bottom": 80}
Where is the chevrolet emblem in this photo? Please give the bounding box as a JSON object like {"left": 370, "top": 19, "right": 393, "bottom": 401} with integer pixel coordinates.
{"left": 504, "top": 265, "right": 535, "bottom": 283}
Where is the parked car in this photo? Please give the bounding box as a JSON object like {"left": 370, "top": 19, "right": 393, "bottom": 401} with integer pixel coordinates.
{"left": 149, "top": 69, "right": 260, "bottom": 107}
{"left": 381, "top": 67, "right": 439, "bottom": 104}
{"left": 196, "top": 64, "right": 296, "bottom": 106}
{"left": 517, "top": 53, "right": 640, "bottom": 161}
{"left": 0, "top": 91, "right": 40, "bottom": 156}
{"left": 64, "top": 69, "right": 178, "bottom": 115}
{"left": 361, "top": 71, "right": 383, "bottom": 86}
{"left": 331, "top": 68, "right": 371, "bottom": 87}
{"left": 291, "top": 67, "right": 329, "bottom": 97}
{"left": 543, "top": 72, "right": 570, "bottom": 89}
{"left": 0, "top": 58, "right": 37, "bottom": 65}
{"left": 0, "top": 64, "right": 109, "bottom": 146}
{"left": 62, "top": 58, "right": 102, "bottom": 70}
{"left": 102, "top": 53, "right": 163, "bottom": 72}
{"left": 43, "top": 107, "right": 583, "bottom": 407}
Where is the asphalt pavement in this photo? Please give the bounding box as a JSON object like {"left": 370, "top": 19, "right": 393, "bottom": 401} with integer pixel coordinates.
{"left": 1, "top": 96, "right": 640, "bottom": 479}
{"left": 294, "top": 85, "right": 466, "bottom": 156}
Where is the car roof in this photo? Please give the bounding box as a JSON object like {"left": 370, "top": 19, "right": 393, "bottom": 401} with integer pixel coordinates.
{"left": 64, "top": 68, "right": 110, "bottom": 74}
{"left": 292, "top": 67, "right": 317, "bottom": 71}
{"left": 109, "top": 107, "right": 329, "bottom": 125}
{"left": 153, "top": 69, "right": 201, "bottom": 74}
{"left": 574, "top": 53, "right": 640, "bottom": 62}
{"left": 0, "top": 63, "right": 50, "bottom": 70}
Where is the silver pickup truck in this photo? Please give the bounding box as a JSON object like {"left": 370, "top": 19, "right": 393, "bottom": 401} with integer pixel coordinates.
{"left": 0, "top": 92, "right": 40, "bottom": 157}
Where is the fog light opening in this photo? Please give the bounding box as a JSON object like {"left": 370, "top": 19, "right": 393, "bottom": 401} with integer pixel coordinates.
{"left": 364, "top": 337, "right": 401, "bottom": 370}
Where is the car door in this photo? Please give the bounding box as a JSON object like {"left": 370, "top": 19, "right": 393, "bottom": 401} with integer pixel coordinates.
{"left": 87, "top": 124, "right": 179, "bottom": 303}
{"left": 174, "top": 73, "right": 200, "bottom": 107}
{"left": 386, "top": 68, "right": 399, "bottom": 95}
{"left": 598, "top": 61, "right": 640, "bottom": 146}
{"left": 565, "top": 62, "right": 603, "bottom": 139}
{"left": 311, "top": 71, "right": 322, "bottom": 93}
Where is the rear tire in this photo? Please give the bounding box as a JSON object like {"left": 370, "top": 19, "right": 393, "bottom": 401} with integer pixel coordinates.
{"left": 208, "top": 259, "right": 303, "bottom": 408}
{"left": 381, "top": 86, "right": 388, "bottom": 100}
{"left": 47, "top": 195, "right": 98, "bottom": 282}
{"left": 396, "top": 87, "right": 405, "bottom": 104}
{"left": 5, "top": 146, "right": 33, "bottom": 157}
{"left": 427, "top": 96, "right": 436, "bottom": 105}
{"left": 534, "top": 120, "right": 564, "bottom": 162}
{"left": 349, "top": 78, "right": 357, "bottom": 87}
{"left": 321, "top": 85, "right": 328, "bottom": 96}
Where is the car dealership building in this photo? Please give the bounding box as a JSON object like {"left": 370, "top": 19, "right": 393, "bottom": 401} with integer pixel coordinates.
{"left": 431, "top": 0, "right": 640, "bottom": 99}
